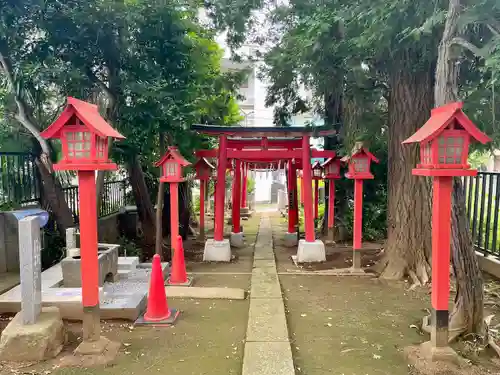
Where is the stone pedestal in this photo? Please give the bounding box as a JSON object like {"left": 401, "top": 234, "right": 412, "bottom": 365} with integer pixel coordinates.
{"left": 0, "top": 306, "right": 66, "bottom": 362}
{"left": 230, "top": 232, "right": 245, "bottom": 248}
{"left": 284, "top": 232, "right": 298, "bottom": 247}
{"left": 352, "top": 250, "right": 362, "bottom": 270}
{"left": 203, "top": 239, "right": 231, "bottom": 262}
{"left": 296, "top": 239, "right": 326, "bottom": 263}
{"left": 419, "top": 341, "right": 460, "bottom": 364}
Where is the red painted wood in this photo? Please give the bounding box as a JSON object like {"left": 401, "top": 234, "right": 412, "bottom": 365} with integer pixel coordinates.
{"left": 78, "top": 170, "right": 99, "bottom": 307}
{"left": 232, "top": 159, "right": 241, "bottom": 233}
{"left": 214, "top": 136, "right": 228, "bottom": 241}
{"left": 54, "top": 163, "right": 118, "bottom": 171}
{"left": 353, "top": 179, "right": 363, "bottom": 250}
{"left": 196, "top": 149, "right": 336, "bottom": 160}
{"left": 403, "top": 102, "right": 491, "bottom": 145}
{"left": 288, "top": 160, "right": 295, "bottom": 233}
{"left": 314, "top": 180, "right": 319, "bottom": 219}
{"left": 431, "top": 176, "right": 453, "bottom": 311}
{"left": 300, "top": 176, "right": 304, "bottom": 205}
{"left": 302, "top": 136, "right": 315, "bottom": 242}
{"left": 328, "top": 180, "right": 335, "bottom": 229}
{"left": 241, "top": 163, "right": 247, "bottom": 208}
{"left": 170, "top": 182, "right": 179, "bottom": 253}
{"left": 228, "top": 139, "right": 303, "bottom": 149}
{"left": 199, "top": 180, "right": 205, "bottom": 237}
{"left": 412, "top": 168, "right": 478, "bottom": 177}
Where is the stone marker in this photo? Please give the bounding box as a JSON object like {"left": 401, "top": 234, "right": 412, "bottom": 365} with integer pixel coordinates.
{"left": 66, "top": 227, "right": 78, "bottom": 250}
{"left": 19, "top": 216, "right": 42, "bottom": 325}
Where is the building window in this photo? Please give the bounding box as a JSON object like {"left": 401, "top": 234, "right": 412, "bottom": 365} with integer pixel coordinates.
{"left": 67, "top": 131, "right": 91, "bottom": 159}
{"left": 353, "top": 158, "right": 368, "bottom": 173}
{"left": 438, "top": 136, "right": 463, "bottom": 164}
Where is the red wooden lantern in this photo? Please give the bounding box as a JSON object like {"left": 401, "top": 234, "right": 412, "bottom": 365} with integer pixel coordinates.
{"left": 403, "top": 102, "right": 491, "bottom": 176}
{"left": 155, "top": 146, "right": 191, "bottom": 183}
{"left": 194, "top": 158, "right": 215, "bottom": 181}
{"left": 321, "top": 157, "right": 342, "bottom": 180}
{"left": 41, "top": 97, "right": 125, "bottom": 171}
{"left": 311, "top": 161, "right": 323, "bottom": 180}
{"left": 342, "top": 143, "right": 379, "bottom": 180}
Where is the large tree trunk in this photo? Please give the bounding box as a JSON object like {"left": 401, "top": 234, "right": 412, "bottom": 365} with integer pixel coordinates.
{"left": 126, "top": 156, "right": 156, "bottom": 260}
{"left": 35, "top": 157, "right": 75, "bottom": 234}
{"left": 381, "top": 56, "right": 434, "bottom": 284}
{"left": 435, "top": 0, "right": 483, "bottom": 337}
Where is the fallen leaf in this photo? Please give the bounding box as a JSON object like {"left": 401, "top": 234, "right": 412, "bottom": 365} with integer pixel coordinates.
{"left": 300, "top": 313, "right": 307, "bottom": 317}
{"left": 409, "top": 324, "right": 418, "bottom": 329}
{"left": 340, "top": 348, "right": 356, "bottom": 353}
{"left": 373, "top": 354, "right": 381, "bottom": 359}
{"left": 124, "top": 343, "right": 131, "bottom": 347}
{"left": 327, "top": 323, "right": 333, "bottom": 327}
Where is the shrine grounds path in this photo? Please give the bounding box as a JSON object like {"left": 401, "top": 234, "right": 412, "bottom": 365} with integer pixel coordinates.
{"left": 2, "top": 210, "right": 451, "bottom": 375}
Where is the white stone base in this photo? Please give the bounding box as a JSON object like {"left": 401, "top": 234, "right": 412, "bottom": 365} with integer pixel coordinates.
{"left": 284, "top": 232, "right": 298, "bottom": 247}
{"left": 203, "top": 239, "right": 231, "bottom": 262}
{"left": 230, "top": 232, "right": 245, "bottom": 248}
{"left": 296, "top": 239, "right": 326, "bottom": 263}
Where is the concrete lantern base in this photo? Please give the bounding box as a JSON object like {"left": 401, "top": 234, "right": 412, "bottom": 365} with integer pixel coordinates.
{"left": 352, "top": 250, "right": 362, "bottom": 271}
{"left": 230, "top": 232, "right": 245, "bottom": 248}
{"left": 284, "top": 232, "right": 298, "bottom": 247}
{"left": 296, "top": 239, "right": 326, "bottom": 263}
{"left": 203, "top": 239, "right": 231, "bottom": 262}
{"left": 419, "top": 341, "right": 460, "bottom": 364}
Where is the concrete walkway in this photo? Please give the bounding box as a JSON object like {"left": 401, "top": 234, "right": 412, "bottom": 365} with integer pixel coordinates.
{"left": 242, "top": 215, "right": 295, "bottom": 375}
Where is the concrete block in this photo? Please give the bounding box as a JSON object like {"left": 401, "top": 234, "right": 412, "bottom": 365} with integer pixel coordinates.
{"left": 253, "top": 259, "right": 276, "bottom": 271}
{"left": 242, "top": 342, "right": 295, "bottom": 375}
{"left": 203, "top": 239, "right": 231, "bottom": 262}
{"left": 165, "top": 286, "right": 245, "bottom": 300}
{"left": 284, "top": 232, "right": 298, "bottom": 248}
{"left": 250, "top": 273, "right": 282, "bottom": 299}
{"left": 296, "top": 239, "right": 326, "bottom": 263}
{"left": 246, "top": 298, "right": 288, "bottom": 342}
{"left": 118, "top": 256, "right": 139, "bottom": 271}
{"left": 0, "top": 306, "right": 66, "bottom": 362}
{"left": 230, "top": 232, "right": 245, "bottom": 248}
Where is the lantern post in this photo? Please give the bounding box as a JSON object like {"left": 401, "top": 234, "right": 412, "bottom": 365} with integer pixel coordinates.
{"left": 155, "top": 147, "right": 191, "bottom": 257}
{"left": 241, "top": 162, "right": 248, "bottom": 209}
{"left": 321, "top": 156, "right": 342, "bottom": 241}
{"left": 194, "top": 158, "right": 214, "bottom": 241}
{"left": 312, "top": 161, "right": 323, "bottom": 221}
{"left": 402, "top": 102, "right": 491, "bottom": 360}
{"left": 342, "top": 142, "right": 379, "bottom": 271}
{"left": 40, "top": 97, "right": 125, "bottom": 355}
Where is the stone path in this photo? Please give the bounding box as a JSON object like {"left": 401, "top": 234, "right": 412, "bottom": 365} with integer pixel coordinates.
{"left": 242, "top": 215, "right": 295, "bottom": 375}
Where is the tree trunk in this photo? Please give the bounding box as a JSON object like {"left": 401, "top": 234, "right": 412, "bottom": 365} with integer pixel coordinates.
{"left": 126, "top": 155, "right": 156, "bottom": 260}
{"left": 36, "top": 157, "right": 75, "bottom": 234}
{"left": 435, "top": 0, "right": 483, "bottom": 337}
{"left": 381, "top": 56, "right": 434, "bottom": 284}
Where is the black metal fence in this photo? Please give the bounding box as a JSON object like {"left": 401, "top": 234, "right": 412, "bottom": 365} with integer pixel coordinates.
{"left": 0, "top": 152, "right": 127, "bottom": 220}
{"left": 464, "top": 171, "right": 500, "bottom": 255}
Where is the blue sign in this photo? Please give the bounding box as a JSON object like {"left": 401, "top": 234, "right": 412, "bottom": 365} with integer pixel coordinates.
{"left": 10, "top": 209, "right": 49, "bottom": 228}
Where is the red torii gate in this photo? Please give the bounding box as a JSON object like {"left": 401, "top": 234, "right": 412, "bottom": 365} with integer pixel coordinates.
{"left": 191, "top": 124, "right": 336, "bottom": 263}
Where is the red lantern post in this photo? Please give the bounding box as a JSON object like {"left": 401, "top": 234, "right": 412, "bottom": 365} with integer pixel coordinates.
{"left": 155, "top": 147, "right": 190, "bottom": 257}
{"left": 312, "top": 161, "right": 323, "bottom": 220}
{"left": 321, "top": 156, "right": 342, "bottom": 240}
{"left": 342, "top": 142, "right": 379, "bottom": 270}
{"left": 241, "top": 162, "right": 248, "bottom": 209}
{"left": 194, "top": 158, "right": 215, "bottom": 241}
{"left": 40, "top": 97, "right": 125, "bottom": 354}
{"left": 403, "top": 102, "right": 491, "bottom": 359}
{"left": 231, "top": 159, "right": 244, "bottom": 247}
{"left": 284, "top": 159, "right": 299, "bottom": 247}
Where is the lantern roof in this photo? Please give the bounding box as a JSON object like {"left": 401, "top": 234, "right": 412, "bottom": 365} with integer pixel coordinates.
{"left": 41, "top": 97, "right": 125, "bottom": 140}
{"left": 194, "top": 157, "right": 215, "bottom": 170}
{"left": 321, "top": 156, "right": 340, "bottom": 168}
{"left": 312, "top": 160, "right": 323, "bottom": 169}
{"left": 155, "top": 146, "right": 191, "bottom": 167}
{"left": 340, "top": 142, "right": 379, "bottom": 164}
{"left": 402, "top": 102, "right": 491, "bottom": 145}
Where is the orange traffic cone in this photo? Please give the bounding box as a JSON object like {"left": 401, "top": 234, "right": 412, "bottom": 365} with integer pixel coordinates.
{"left": 168, "top": 236, "right": 193, "bottom": 286}
{"left": 135, "top": 254, "right": 179, "bottom": 325}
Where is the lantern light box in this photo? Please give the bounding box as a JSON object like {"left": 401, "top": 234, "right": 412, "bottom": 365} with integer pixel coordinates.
{"left": 321, "top": 157, "right": 342, "bottom": 179}
{"left": 341, "top": 142, "right": 379, "bottom": 180}
{"left": 155, "top": 146, "right": 191, "bottom": 183}
{"left": 194, "top": 158, "right": 215, "bottom": 180}
{"left": 40, "top": 97, "right": 125, "bottom": 171}
{"left": 403, "top": 102, "right": 491, "bottom": 177}
{"left": 312, "top": 161, "right": 323, "bottom": 179}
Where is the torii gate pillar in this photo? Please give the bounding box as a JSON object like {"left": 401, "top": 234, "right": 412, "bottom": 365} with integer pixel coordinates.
{"left": 296, "top": 136, "right": 326, "bottom": 263}
{"left": 203, "top": 135, "right": 231, "bottom": 262}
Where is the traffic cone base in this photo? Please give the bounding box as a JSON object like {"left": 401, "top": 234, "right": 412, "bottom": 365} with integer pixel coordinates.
{"left": 135, "top": 254, "right": 180, "bottom": 326}
{"left": 135, "top": 309, "right": 180, "bottom": 326}
{"left": 168, "top": 235, "right": 193, "bottom": 287}
{"left": 167, "top": 276, "right": 194, "bottom": 287}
